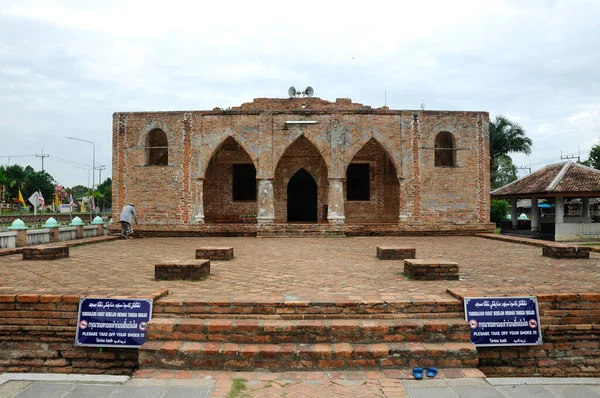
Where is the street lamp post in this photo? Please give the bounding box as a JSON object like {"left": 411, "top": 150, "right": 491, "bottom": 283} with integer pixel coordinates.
{"left": 65, "top": 136, "right": 95, "bottom": 190}
{"left": 74, "top": 166, "right": 92, "bottom": 189}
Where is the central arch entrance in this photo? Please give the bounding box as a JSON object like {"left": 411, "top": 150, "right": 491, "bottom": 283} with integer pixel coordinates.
{"left": 287, "top": 168, "right": 317, "bottom": 222}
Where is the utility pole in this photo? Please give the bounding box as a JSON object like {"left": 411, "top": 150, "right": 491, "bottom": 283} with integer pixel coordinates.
{"left": 561, "top": 148, "right": 581, "bottom": 163}
{"left": 35, "top": 149, "right": 49, "bottom": 171}
{"left": 515, "top": 166, "right": 531, "bottom": 174}
{"left": 96, "top": 165, "right": 107, "bottom": 184}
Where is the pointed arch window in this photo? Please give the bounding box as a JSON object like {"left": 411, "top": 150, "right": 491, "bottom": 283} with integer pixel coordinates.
{"left": 434, "top": 131, "right": 456, "bottom": 167}
{"left": 233, "top": 164, "right": 256, "bottom": 201}
{"left": 146, "top": 129, "right": 168, "bottom": 166}
{"left": 347, "top": 163, "right": 371, "bottom": 201}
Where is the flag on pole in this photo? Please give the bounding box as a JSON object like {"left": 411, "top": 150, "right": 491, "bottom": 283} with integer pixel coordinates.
{"left": 38, "top": 191, "right": 45, "bottom": 209}
{"left": 18, "top": 189, "right": 26, "bottom": 207}
{"left": 81, "top": 200, "right": 85, "bottom": 212}
{"left": 69, "top": 194, "right": 74, "bottom": 209}
{"left": 54, "top": 193, "right": 60, "bottom": 206}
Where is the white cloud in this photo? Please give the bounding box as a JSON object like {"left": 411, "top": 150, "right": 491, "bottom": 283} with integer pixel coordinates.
{"left": 0, "top": 0, "right": 599, "bottom": 187}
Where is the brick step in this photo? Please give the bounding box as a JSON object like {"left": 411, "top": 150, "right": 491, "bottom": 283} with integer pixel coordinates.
{"left": 146, "top": 318, "right": 470, "bottom": 344}
{"left": 153, "top": 312, "right": 464, "bottom": 320}
{"left": 138, "top": 341, "right": 478, "bottom": 371}
{"left": 152, "top": 298, "right": 464, "bottom": 319}
{"left": 256, "top": 224, "right": 345, "bottom": 237}
{"left": 134, "top": 366, "right": 487, "bottom": 379}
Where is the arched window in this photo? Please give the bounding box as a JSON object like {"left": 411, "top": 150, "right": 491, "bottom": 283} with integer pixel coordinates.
{"left": 146, "top": 129, "right": 168, "bottom": 166}
{"left": 434, "top": 132, "right": 456, "bottom": 167}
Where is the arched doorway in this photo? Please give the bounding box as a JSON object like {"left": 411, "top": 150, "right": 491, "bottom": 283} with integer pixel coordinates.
{"left": 287, "top": 168, "right": 317, "bottom": 222}
{"left": 204, "top": 137, "right": 257, "bottom": 222}
{"left": 344, "top": 138, "right": 399, "bottom": 222}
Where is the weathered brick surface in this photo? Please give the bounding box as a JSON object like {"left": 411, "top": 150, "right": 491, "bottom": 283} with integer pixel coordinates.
{"left": 153, "top": 297, "right": 464, "bottom": 319}
{"left": 542, "top": 244, "right": 591, "bottom": 259}
{"left": 376, "top": 246, "right": 416, "bottom": 260}
{"left": 474, "top": 294, "right": 600, "bottom": 377}
{"left": 138, "top": 341, "right": 478, "bottom": 371}
{"left": 404, "top": 259, "right": 459, "bottom": 280}
{"left": 112, "top": 97, "right": 491, "bottom": 233}
{"left": 0, "top": 294, "right": 140, "bottom": 375}
{"left": 195, "top": 247, "right": 234, "bottom": 261}
{"left": 22, "top": 245, "right": 69, "bottom": 260}
{"left": 155, "top": 260, "right": 210, "bottom": 281}
{"left": 146, "top": 317, "right": 470, "bottom": 344}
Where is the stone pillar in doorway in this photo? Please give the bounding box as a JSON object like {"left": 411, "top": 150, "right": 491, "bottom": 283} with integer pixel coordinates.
{"left": 257, "top": 179, "right": 275, "bottom": 223}
{"left": 510, "top": 198, "right": 518, "bottom": 229}
{"left": 327, "top": 178, "right": 345, "bottom": 224}
{"left": 194, "top": 178, "right": 205, "bottom": 224}
{"left": 398, "top": 178, "right": 408, "bottom": 222}
{"left": 531, "top": 198, "right": 540, "bottom": 232}
{"left": 555, "top": 196, "right": 564, "bottom": 224}
{"left": 582, "top": 197, "right": 590, "bottom": 219}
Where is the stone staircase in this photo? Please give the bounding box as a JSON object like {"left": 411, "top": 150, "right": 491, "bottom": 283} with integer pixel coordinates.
{"left": 138, "top": 296, "right": 478, "bottom": 372}
{"left": 256, "top": 223, "right": 345, "bottom": 237}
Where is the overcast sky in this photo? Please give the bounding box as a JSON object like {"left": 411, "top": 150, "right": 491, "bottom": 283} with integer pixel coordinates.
{"left": 1, "top": 0, "right": 598, "bottom": 189}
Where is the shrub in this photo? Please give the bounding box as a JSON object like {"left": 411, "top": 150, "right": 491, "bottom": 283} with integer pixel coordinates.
{"left": 490, "top": 199, "right": 510, "bottom": 224}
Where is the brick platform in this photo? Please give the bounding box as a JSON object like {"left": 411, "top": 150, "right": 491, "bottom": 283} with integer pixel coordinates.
{"left": 155, "top": 260, "right": 211, "bottom": 281}
{"left": 542, "top": 244, "right": 591, "bottom": 259}
{"left": 22, "top": 245, "right": 69, "bottom": 260}
{"left": 404, "top": 259, "right": 459, "bottom": 281}
{"left": 376, "top": 246, "right": 416, "bottom": 260}
{"left": 140, "top": 297, "right": 477, "bottom": 372}
{"left": 195, "top": 247, "right": 234, "bottom": 261}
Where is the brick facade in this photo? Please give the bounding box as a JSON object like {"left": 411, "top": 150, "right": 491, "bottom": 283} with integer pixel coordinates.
{"left": 112, "top": 97, "right": 492, "bottom": 233}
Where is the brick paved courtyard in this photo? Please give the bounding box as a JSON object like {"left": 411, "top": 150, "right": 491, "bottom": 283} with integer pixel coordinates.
{"left": 1, "top": 236, "right": 598, "bottom": 298}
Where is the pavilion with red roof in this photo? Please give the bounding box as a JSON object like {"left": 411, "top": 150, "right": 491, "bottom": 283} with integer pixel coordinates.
{"left": 491, "top": 161, "right": 600, "bottom": 241}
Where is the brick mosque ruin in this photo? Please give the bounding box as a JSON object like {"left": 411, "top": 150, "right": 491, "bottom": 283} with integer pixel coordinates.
{"left": 111, "top": 94, "right": 493, "bottom": 235}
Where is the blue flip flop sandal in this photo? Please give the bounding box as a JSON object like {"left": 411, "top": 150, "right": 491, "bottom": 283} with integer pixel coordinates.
{"left": 426, "top": 367, "right": 438, "bottom": 378}
{"left": 412, "top": 367, "right": 424, "bottom": 380}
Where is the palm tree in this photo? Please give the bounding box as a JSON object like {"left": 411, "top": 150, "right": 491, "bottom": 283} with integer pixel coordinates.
{"left": 489, "top": 116, "right": 532, "bottom": 188}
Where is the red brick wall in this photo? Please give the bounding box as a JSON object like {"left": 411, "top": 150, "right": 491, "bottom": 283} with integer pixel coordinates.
{"left": 204, "top": 138, "right": 257, "bottom": 221}
{"left": 113, "top": 98, "right": 491, "bottom": 229}
{"left": 418, "top": 112, "right": 489, "bottom": 225}
{"left": 0, "top": 294, "right": 138, "bottom": 375}
{"left": 478, "top": 294, "right": 600, "bottom": 377}
{"left": 273, "top": 136, "right": 329, "bottom": 222}
{"left": 345, "top": 139, "right": 399, "bottom": 222}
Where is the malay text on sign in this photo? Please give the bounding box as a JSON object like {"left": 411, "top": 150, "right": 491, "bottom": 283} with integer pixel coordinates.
{"left": 75, "top": 298, "right": 153, "bottom": 348}
{"left": 464, "top": 296, "right": 542, "bottom": 347}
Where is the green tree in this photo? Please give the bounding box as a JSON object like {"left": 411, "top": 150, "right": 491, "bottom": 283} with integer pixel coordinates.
{"left": 70, "top": 185, "right": 88, "bottom": 201}
{"left": 0, "top": 165, "right": 55, "bottom": 209}
{"left": 0, "top": 164, "right": 26, "bottom": 201}
{"left": 490, "top": 199, "right": 510, "bottom": 224}
{"left": 582, "top": 144, "right": 600, "bottom": 170}
{"left": 491, "top": 155, "right": 518, "bottom": 189}
{"left": 22, "top": 167, "right": 55, "bottom": 207}
{"left": 95, "top": 178, "right": 112, "bottom": 211}
{"left": 489, "top": 115, "right": 532, "bottom": 188}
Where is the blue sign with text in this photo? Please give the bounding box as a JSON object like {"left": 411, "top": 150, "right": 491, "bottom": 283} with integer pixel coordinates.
{"left": 464, "top": 296, "right": 542, "bottom": 347}
{"left": 75, "top": 298, "right": 153, "bottom": 348}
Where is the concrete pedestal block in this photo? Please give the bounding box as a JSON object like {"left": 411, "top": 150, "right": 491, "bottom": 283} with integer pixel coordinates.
{"left": 404, "top": 259, "right": 459, "bottom": 280}
{"left": 155, "top": 259, "right": 211, "bottom": 280}
{"left": 48, "top": 228, "right": 59, "bottom": 243}
{"left": 75, "top": 225, "right": 84, "bottom": 239}
{"left": 195, "top": 247, "right": 234, "bottom": 261}
{"left": 542, "top": 245, "right": 591, "bottom": 259}
{"left": 22, "top": 245, "right": 69, "bottom": 260}
{"left": 377, "top": 246, "right": 416, "bottom": 260}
